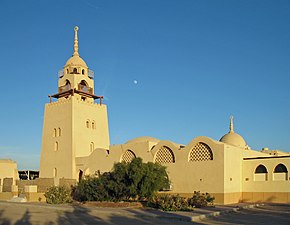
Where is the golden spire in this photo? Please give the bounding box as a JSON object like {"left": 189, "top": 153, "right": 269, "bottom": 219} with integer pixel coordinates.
{"left": 73, "top": 26, "right": 79, "bottom": 56}
{"left": 229, "top": 115, "right": 234, "bottom": 133}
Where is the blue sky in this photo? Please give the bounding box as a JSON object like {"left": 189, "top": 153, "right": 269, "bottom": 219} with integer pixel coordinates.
{"left": 0, "top": 0, "right": 289, "bottom": 170}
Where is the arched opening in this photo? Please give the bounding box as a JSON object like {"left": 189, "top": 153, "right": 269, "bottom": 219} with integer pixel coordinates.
{"left": 254, "top": 164, "right": 268, "bottom": 181}
{"left": 65, "top": 80, "right": 71, "bottom": 91}
{"left": 58, "top": 128, "right": 61, "bottom": 137}
{"left": 53, "top": 128, "right": 57, "bottom": 137}
{"left": 273, "top": 164, "right": 288, "bottom": 181}
{"left": 189, "top": 142, "right": 213, "bottom": 162}
{"left": 82, "top": 69, "right": 85, "bottom": 75}
{"left": 121, "top": 150, "right": 136, "bottom": 163}
{"left": 86, "top": 120, "right": 90, "bottom": 128}
{"left": 66, "top": 69, "right": 69, "bottom": 74}
{"left": 90, "top": 142, "right": 94, "bottom": 152}
{"left": 154, "top": 146, "right": 175, "bottom": 164}
{"left": 73, "top": 68, "right": 78, "bottom": 74}
{"left": 79, "top": 80, "right": 89, "bottom": 93}
{"left": 54, "top": 141, "right": 59, "bottom": 151}
{"left": 53, "top": 168, "right": 57, "bottom": 177}
{"left": 79, "top": 170, "right": 83, "bottom": 181}
{"left": 92, "top": 121, "right": 96, "bottom": 129}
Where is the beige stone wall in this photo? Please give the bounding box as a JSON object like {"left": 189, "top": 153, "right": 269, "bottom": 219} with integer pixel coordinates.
{"left": 0, "top": 159, "right": 18, "bottom": 186}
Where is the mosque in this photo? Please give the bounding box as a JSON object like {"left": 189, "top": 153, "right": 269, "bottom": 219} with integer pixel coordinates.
{"left": 1, "top": 27, "right": 290, "bottom": 204}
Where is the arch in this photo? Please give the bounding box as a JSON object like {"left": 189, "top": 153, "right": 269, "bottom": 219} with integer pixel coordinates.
{"left": 274, "top": 164, "right": 288, "bottom": 173}
{"left": 90, "top": 142, "right": 94, "bottom": 152}
{"left": 273, "top": 163, "right": 288, "bottom": 181}
{"left": 254, "top": 164, "right": 268, "bottom": 181}
{"left": 54, "top": 141, "right": 59, "bottom": 151}
{"left": 79, "top": 80, "right": 89, "bottom": 92}
{"left": 255, "top": 164, "right": 268, "bottom": 173}
{"left": 86, "top": 120, "right": 90, "bottom": 128}
{"left": 66, "top": 69, "right": 69, "bottom": 74}
{"left": 58, "top": 128, "right": 61, "bottom": 137}
{"left": 53, "top": 168, "right": 57, "bottom": 177}
{"left": 79, "top": 170, "right": 83, "bottom": 181}
{"left": 82, "top": 69, "right": 85, "bottom": 75}
{"left": 92, "top": 121, "right": 96, "bottom": 129}
{"left": 121, "top": 150, "right": 136, "bottom": 163}
{"left": 188, "top": 142, "right": 213, "bottom": 162}
{"left": 53, "top": 128, "right": 57, "bottom": 137}
{"left": 154, "top": 146, "right": 175, "bottom": 164}
{"left": 65, "top": 80, "right": 71, "bottom": 91}
{"left": 73, "top": 68, "right": 78, "bottom": 74}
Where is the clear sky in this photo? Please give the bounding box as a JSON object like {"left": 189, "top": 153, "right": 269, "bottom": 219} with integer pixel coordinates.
{"left": 0, "top": 0, "right": 289, "bottom": 170}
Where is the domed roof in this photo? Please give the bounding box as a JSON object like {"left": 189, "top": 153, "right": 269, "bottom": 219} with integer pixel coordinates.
{"left": 126, "top": 136, "right": 160, "bottom": 144}
{"left": 65, "top": 55, "right": 87, "bottom": 68}
{"left": 219, "top": 116, "right": 247, "bottom": 148}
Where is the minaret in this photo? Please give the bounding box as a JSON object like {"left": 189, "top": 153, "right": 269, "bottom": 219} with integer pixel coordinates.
{"left": 40, "top": 26, "right": 110, "bottom": 182}
{"left": 229, "top": 115, "right": 234, "bottom": 133}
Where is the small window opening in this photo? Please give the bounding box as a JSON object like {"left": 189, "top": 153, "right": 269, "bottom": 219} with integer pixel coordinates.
{"left": 53, "top": 128, "right": 57, "bottom": 137}
{"left": 86, "top": 120, "right": 90, "bottom": 128}
{"left": 58, "top": 128, "right": 61, "bottom": 137}
{"left": 73, "top": 68, "right": 78, "bottom": 74}
{"left": 53, "top": 168, "right": 57, "bottom": 177}
{"left": 92, "top": 121, "right": 96, "bottom": 129}
{"left": 82, "top": 69, "right": 85, "bottom": 75}
{"left": 54, "top": 141, "right": 59, "bottom": 151}
{"left": 90, "top": 142, "right": 94, "bottom": 152}
{"left": 81, "top": 97, "right": 86, "bottom": 101}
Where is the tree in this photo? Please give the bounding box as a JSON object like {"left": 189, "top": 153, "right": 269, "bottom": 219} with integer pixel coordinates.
{"left": 73, "top": 157, "right": 170, "bottom": 202}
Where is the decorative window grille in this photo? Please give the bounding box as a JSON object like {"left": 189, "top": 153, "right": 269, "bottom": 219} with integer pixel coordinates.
{"left": 121, "top": 150, "right": 136, "bottom": 163}
{"left": 154, "top": 146, "right": 175, "bottom": 164}
{"left": 189, "top": 142, "right": 213, "bottom": 162}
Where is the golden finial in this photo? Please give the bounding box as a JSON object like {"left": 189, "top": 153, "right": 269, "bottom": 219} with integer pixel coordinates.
{"left": 73, "top": 26, "right": 79, "bottom": 56}
{"left": 229, "top": 115, "right": 234, "bottom": 133}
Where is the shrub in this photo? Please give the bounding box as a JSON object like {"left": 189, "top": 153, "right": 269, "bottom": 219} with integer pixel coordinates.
{"left": 44, "top": 185, "right": 73, "bottom": 204}
{"left": 148, "top": 192, "right": 215, "bottom": 211}
{"left": 72, "top": 157, "right": 170, "bottom": 202}
{"left": 149, "top": 194, "right": 191, "bottom": 211}
{"left": 188, "top": 191, "right": 215, "bottom": 208}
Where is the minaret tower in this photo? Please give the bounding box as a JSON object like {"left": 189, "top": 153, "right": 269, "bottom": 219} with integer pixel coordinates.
{"left": 40, "top": 26, "right": 110, "bottom": 181}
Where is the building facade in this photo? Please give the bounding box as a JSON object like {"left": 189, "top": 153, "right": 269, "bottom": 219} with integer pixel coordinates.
{"left": 39, "top": 27, "right": 290, "bottom": 204}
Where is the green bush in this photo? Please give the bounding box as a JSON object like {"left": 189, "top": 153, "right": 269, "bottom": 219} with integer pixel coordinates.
{"left": 72, "top": 157, "right": 170, "bottom": 202}
{"left": 148, "top": 192, "right": 215, "bottom": 211}
{"left": 188, "top": 191, "right": 215, "bottom": 208}
{"left": 44, "top": 185, "right": 73, "bottom": 204}
{"left": 149, "top": 194, "right": 191, "bottom": 211}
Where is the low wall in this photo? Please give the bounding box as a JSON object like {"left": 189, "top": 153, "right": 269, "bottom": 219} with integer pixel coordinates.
{"left": 242, "top": 192, "right": 290, "bottom": 203}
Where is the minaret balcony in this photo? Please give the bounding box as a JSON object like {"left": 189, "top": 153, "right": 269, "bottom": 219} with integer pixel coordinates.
{"left": 78, "top": 84, "right": 93, "bottom": 95}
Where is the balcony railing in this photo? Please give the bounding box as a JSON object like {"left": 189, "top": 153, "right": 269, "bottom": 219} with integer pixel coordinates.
{"left": 78, "top": 84, "right": 93, "bottom": 94}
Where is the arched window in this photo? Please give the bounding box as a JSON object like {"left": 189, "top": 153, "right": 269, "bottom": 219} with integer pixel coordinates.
{"left": 53, "top": 168, "right": 57, "bottom": 177}
{"left": 58, "top": 128, "right": 61, "bottom": 137}
{"left": 86, "top": 120, "right": 90, "bottom": 128}
{"left": 154, "top": 146, "right": 175, "bottom": 164}
{"left": 90, "top": 142, "right": 94, "bottom": 152}
{"left": 255, "top": 165, "right": 268, "bottom": 173}
{"left": 254, "top": 164, "right": 268, "bottom": 181}
{"left": 53, "top": 128, "right": 57, "bottom": 137}
{"left": 121, "top": 150, "right": 136, "bottom": 163}
{"left": 65, "top": 80, "right": 71, "bottom": 91}
{"left": 273, "top": 163, "right": 288, "bottom": 181}
{"left": 189, "top": 142, "right": 213, "bottom": 162}
{"left": 54, "top": 141, "right": 59, "bottom": 151}
{"left": 73, "top": 68, "right": 78, "bottom": 74}
{"left": 82, "top": 69, "right": 85, "bottom": 75}
{"left": 79, "top": 80, "right": 89, "bottom": 93}
{"left": 79, "top": 170, "right": 83, "bottom": 181}
{"left": 92, "top": 121, "right": 96, "bottom": 129}
{"left": 66, "top": 69, "right": 69, "bottom": 74}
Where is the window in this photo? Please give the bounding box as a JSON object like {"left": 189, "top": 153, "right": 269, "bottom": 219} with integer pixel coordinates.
{"left": 90, "top": 142, "right": 94, "bottom": 152}
{"left": 121, "top": 150, "right": 136, "bottom": 163}
{"left": 53, "top": 168, "right": 57, "bottom": 177}
{"left": 53, "top": 128, "right": 57, "bottom": 137}
{"left": 58, "top": 128, "right": 61, "bottom": 137}
{"left": 82, "top": 69, "right": 85, "bottom": 75}
{"left": 54, "top": 141, "right": 59, "bottom": 151}
{"left": 273, "top": 163, "right": 288, "bottom": 181}
{"left": 154, "top": 146, "right": 175, "bottom": 164}
{"left": 73, "top": 68, "right": 78, "bottom": 74}
{"left": 86, "top": 120, "right": 90, "bottom": 128}
{"left": 254, "top": 164, "right": 268, "bottom": 181}
{"left": 92, "top": 121, "right": 96, "bottom": 129}
{"left": 189, "top": 142, "right": 213, "bottom": 162}
{"left": 66, "top": 69, "right": 69, "bottom": 74}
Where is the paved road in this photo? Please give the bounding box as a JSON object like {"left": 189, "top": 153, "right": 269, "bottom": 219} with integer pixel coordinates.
{"left": 198, "top": 204, "right": 290, "bottom": 225}
{"left": 0, "top": 202, "right": 289, "bottom": 225}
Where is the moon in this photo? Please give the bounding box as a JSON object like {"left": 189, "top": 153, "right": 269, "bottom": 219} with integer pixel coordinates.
{"left": 133, "top": 80, "right": 138, "bottom": 84}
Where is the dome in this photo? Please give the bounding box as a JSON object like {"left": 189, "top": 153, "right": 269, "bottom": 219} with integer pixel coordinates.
{"left": 65, "top": 55, "right": 87, "bottom": 68}
{"left": 126, "top": 136, "right": 160, "bottom": 144}
{"left": 219, "top": 116, "right": 247, "bottom": 149}
{"left": 220, "top": 132, "right": 247, "bottom": 148}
